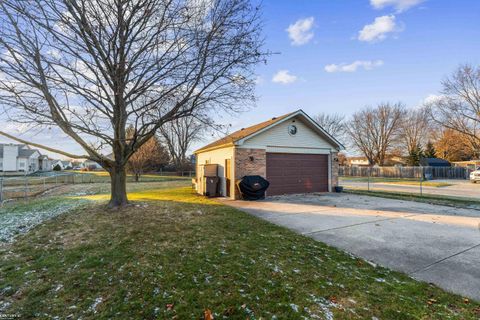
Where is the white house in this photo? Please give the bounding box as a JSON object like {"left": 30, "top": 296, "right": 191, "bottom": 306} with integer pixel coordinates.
{"left": 81, "top": 160, "right": 102, "bottom": 170}
{"left": 51, "top": 160, "right": 73, "bottom": 170}
{"left": 0, "top": 143, "right": 51, "bottom": 173}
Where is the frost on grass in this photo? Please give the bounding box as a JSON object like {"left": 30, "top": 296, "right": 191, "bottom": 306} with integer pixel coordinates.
{"left": 0, "top": 200, "right": 85, "bottom": 242}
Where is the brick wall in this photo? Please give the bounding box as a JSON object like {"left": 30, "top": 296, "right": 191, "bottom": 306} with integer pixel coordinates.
{"left": 234, "top": 148, "right": 266, "bottom": 199}
{"left": 331, "top": 152, "right": 339, "bottom": 189}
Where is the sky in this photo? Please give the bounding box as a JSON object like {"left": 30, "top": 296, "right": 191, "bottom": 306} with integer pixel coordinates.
{"left": 2, "top": 0, "right": 480, "bottom": 159}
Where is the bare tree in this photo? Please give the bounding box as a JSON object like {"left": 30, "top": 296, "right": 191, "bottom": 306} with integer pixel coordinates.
{"left": 313, "top": 113, "right": 346, "bottom": 143}
{"left": 399, "top": 107, "right": 430, "bottom": 156}
{"left": 159, "top": 115, "right": 205, "bottom": 170}
{"left": 427, "top": 64, "right": 480, "bottom": 157}
{"left": 346, "top": 103, "right": 405, "bottom": 165}
{"left": 0, "top": 0, "right": 265, "bottom": 207}
{"left": 127, "top": 126, "right": 169, "bottom": 182}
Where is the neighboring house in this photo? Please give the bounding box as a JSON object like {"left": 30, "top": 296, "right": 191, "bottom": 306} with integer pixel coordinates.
{"left": 51, "top": 160, "right": 73, "bottom": 170}
{"left": 39, "top": 155, "right": 53, "bottom": 172}
{"left": 81, "top": 160, "right": 102, "bottom": 170}
{"left": 420, "top": 158, "right": 451, "bottom": 167}
{"left": 452, "top": 160, "right": 480, "bottom": 170}
{"left": 347, "top": 156, "right": 370, "bottom": 167}
{"left": 194, "top": 110, "right": 344, "bottom": 199}
{"left": 384, "top": 156, "right": 407, "bottom": 167}
{"left": 346, "top": 155, "right": 406, "bottom": 167}
{"left": 0, "top": 143, "right": 50, "bottom": 173}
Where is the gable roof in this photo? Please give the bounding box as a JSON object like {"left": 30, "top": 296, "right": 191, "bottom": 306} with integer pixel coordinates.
{"left": 420, "top": 157, "right": 451, "bottom": 167}
{"left": 194, "top": 109, "right": 344, "bottom": 153}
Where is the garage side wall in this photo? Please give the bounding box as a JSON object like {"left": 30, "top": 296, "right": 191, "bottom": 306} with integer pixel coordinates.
{"left": 196, "top": 147, "right": 234, "bottom": 197}
{"left": 234, "top": 148, "right": 266, "bottom": 199}
{"left": 331, "top": 152, "right": 339, "bottom": 190}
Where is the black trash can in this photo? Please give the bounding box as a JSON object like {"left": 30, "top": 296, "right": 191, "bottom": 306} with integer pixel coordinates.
{"left": 237, "top": 175, "right": 270, "bottom": 200}
{"left": 204, "top": 176, "right": 220, "bottom": 197}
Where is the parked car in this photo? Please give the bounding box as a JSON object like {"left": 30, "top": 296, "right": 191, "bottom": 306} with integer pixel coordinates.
{"left": 470, "top": 167, "right": 480, "bottom": 183}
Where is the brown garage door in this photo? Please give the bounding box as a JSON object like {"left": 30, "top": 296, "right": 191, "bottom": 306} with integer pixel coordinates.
{"left": 266, "top": 153, "right": 329, "bottom": 196}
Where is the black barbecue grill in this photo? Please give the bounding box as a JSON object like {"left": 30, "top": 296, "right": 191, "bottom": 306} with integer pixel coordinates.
{"left": 236, "top": 175, "right": 270, "bottom": 200}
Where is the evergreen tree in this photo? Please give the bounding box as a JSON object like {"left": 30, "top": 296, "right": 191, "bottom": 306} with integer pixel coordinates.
{"left": 407, "top": 144, "right": 424, "bottom": 166}
{"left": 424, "top": 141, "right": 437, "bottom": 158}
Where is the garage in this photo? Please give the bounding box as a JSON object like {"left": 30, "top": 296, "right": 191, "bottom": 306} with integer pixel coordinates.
{"left": 266, "top": 153, "right": 329, "bottom": 195}
{"left": 194, "top": 109, "right": 344, "bottom": 199}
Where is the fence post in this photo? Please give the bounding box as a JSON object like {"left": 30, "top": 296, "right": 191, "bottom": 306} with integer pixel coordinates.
{"left": 368, "top": 166, "right": 371, "bottom": 192}
{"left": 43, "top": 177, "right": 46, "bottom": 191}
{"left": 0, "top": 179, "right": 3, "bottom": 203}
{"left": 55, "top": 175, "right": 58, "bottom": 186}
{"left": 24, "top": 177, "right": 28, "bottom": 200}
{"left": 420, "top": 167, "right": 423, "bottom": 196}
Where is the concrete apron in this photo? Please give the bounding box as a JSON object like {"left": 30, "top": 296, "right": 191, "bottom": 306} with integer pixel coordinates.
{"left": 222, "top": 193, "right": 480, "bottom": 301}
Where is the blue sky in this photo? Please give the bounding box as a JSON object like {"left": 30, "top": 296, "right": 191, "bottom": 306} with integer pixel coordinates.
{"left": 225, "top": 0, "right": 480, "bottom": 127}
{"left": 3, "top": 0, "right": 480, "bottom": 158}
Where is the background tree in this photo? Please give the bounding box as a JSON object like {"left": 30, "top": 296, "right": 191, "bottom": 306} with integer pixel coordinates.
{"left": 406, "top": 143, "right": 423, "bottom": 166}
{"left": 424, "top": 141, "right": 437, "bottom": 158}
{"left": 337, "top": 152, "right": 347, "bottom": 166}
{"left": 0, "top": 0, "right": 265, "bottom": 207}
{"left": 434, "top": 129, "right": 475, "bottom": 161}
{"left": 127, "top": 126, "right": 169, "bottom": 182}
{"left": 346, "top": 103, "right": 405, "bottom": 165}
{"left": 159, "top": 115, "right": 206, "bottom": 170}
{"left": 313, "top": 113, "right": 346, "bottom": 144}
{"left": 399, "top": 107, "right": 430, "bottom": 158}
{"left": 427, "top": 64, "right": 480, "bottom": 158}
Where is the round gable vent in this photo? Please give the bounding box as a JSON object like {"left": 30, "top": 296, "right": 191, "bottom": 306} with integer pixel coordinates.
{"left": 288, "top": 124, "right": 297, "bottom": 136}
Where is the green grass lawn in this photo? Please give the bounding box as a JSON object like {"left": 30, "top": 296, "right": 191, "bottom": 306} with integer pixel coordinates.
{"left": 1, "top": 183, "right": 479, "bottom": 319}
{"left": 340, "top": 176, "right": 453, "bottom": 187}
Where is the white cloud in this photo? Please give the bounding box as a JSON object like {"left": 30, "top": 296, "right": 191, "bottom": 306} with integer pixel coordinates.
{"left": 358, "top": 15, "right": 400, "bottom": 42}
{"left": 286, "top": 17, "right": 315, "bottom": 46}
{"left": 370, "top": 0, "right": 424, "bottom": 13}
{"left": 422, "top": 94, "right": 444, "bottom": 105}
{"left": 272, "top": 70, "right": 298, "bottom": 84}
{"left": 324, "top": 60, "right": 384, "bottom": 73}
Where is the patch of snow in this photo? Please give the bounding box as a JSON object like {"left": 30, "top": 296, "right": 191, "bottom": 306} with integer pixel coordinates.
{"left": 0, "top": 200, "right": 85, "bottom": 243}
{"left": 88, "top": 297, "right": 103, "bottom": 314}
{"left": 0, "top": 300, "right": 11, "bottom": 312}
{"left": 273, "top": 265, "right": 283, "bottom": 273}
{"left": 309, "top": 295, "right": 337, "bottom": 320}
{"left": 290, "top": 304, "right": 299, "bottom": 312}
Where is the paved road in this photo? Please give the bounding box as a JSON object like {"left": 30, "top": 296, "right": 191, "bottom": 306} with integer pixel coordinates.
{"left": 224, "top": 193, "right": 480, "bottom": 301}
{"left": 340, "top": 179, "right": 480, "bottom": 200}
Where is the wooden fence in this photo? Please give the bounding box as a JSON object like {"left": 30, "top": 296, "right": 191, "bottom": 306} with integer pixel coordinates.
{"left": 339, "top": 166, "right": 472, "bottom": 180}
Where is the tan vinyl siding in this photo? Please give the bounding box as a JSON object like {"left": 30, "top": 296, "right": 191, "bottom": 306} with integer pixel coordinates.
{"left": 196, "top": 146, "right": 234, "bottom": 197}
{"left": 239, "top": 116, "right": 336, "bottom": 152}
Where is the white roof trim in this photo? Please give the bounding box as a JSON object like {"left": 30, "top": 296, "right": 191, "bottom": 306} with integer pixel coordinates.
{"left": 236, "top": 109, "right": 345, "bottom": 150}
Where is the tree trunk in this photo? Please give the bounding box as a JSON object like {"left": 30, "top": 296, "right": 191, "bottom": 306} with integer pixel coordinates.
{"left": 135, "top": 173, "right": 139, "bottom": 182}
{"left": 108, "top": 165, "right": 128, "bottom": 208}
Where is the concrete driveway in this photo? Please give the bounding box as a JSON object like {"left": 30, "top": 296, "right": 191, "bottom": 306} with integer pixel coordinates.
{"left": 224, "top": 193, "right": 480, "bottom": 301}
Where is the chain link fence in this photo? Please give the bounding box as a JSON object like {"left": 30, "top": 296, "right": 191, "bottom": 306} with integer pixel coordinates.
{"left": 338, "top": 166, "right": 478, "bottom": 200}
{"left": 0, "top": 171, "right": 195, "bottom": 203}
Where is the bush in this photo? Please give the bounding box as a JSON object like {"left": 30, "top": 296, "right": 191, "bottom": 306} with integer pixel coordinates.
{"left": 53, "top": 164, "right": 62, "bottom": 171}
